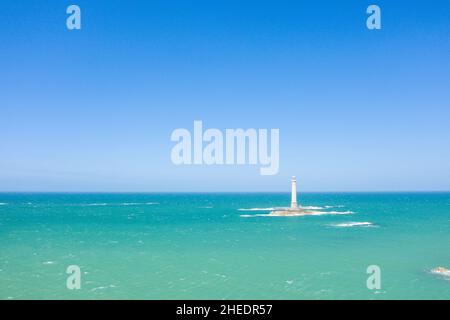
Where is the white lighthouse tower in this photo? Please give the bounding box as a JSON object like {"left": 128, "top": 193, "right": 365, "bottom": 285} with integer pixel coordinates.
{"left": 291, "top": 176, "right": 298, "bottom": 208}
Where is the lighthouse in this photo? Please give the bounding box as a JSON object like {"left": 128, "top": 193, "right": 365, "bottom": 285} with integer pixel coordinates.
{"left": 268, "top": 176, "right": 314, "bottom": 216}
{"left": 291, "top": 176, "right": 298, "bottom": 208}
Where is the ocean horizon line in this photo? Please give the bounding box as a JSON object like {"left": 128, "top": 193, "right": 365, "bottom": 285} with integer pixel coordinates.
{"left": 1, "top": 190, "right": 450, "bottom": 194}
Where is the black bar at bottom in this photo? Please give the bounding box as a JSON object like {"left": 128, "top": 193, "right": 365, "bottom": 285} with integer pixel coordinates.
{"left": 1, "top": 300, "right": 448, "bottom": 318}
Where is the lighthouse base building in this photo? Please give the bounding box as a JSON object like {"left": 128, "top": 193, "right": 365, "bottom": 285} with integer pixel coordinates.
{"left": 269, "top": 176, "right": 316, "bottom": 216}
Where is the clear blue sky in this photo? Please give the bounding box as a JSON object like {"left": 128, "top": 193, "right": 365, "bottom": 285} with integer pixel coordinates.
{"left": 1, "top": 0, "right": 449, "bottom": 192}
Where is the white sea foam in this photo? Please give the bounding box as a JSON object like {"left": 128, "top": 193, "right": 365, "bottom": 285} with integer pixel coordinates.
{"left": 240, "top": 214, "right": 272, "bottom": 218}
{"left": 331, "top": 222, "right": 373, "bottom": 228}
{"left": 430, "top": 267, "right": 450, "bottom": 278}
{"left": 122, "top": 202, "right": 159, "bottom": 206}
{"left": 83, "top": 202, "right": 159, "bottom": 207}
{"left": 238, "top": 207, "right": 280, "bottom": 211}
{"left": 91, "top": 284, "right": 117, "bottom": 292}
{"left": 308, "top": 211, "right": 354, "bottom": 216}
{"left": 238, "top": 205, "right": 345, "bottom": 212}
{"left": 270, "top": 210, "right": 353, "bottom": 217}
{"left": 240, "top": 210, "right": 354, "bottom": 218}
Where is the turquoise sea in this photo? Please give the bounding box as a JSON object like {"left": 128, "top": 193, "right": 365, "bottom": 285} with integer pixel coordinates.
{"left": 1, "top": 192, "right": 449, "bottom": 300}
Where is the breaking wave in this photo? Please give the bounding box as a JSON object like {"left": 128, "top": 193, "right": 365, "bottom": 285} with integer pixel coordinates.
{"left": 121, "top": 202, "right": 159, "bottom": 206}
{"left": 240, "top": 214, "right": 272, "bottom": 218}
{"left": 83, "top": 202, "right": 159, "bottom": 207}
{"left": 307, "top": 211, "right": 354, "bottom": 216}
{"left": 330, "top": 222, "right": 374, "bottom": 227}
{"left": 238, "top": 207, "right": 279, "bottom": 211}
{"left": 239, "top": 205, "right": 344, "bottom": 212}
{"left": 430, "top": 267, "right": 450, "bottom": 278}
{"left": 240, "top": 210, "right": 354, "bottom": 218}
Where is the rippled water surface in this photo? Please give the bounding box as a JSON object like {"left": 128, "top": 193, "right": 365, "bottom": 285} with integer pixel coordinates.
{"left": 1, "top": 193, "right": 449, "bottom": 299}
